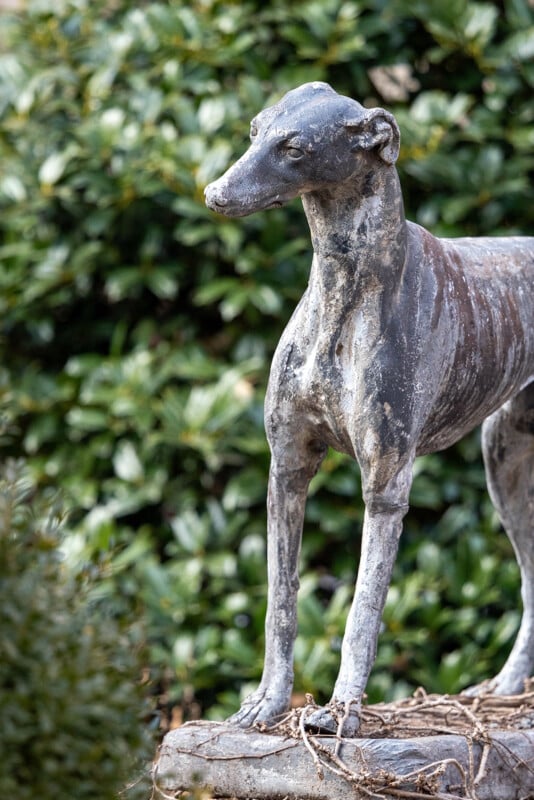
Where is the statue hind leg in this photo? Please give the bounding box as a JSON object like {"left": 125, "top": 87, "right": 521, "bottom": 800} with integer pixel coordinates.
{"left": 479, "top": 381, "right": 534, "bottom": 694}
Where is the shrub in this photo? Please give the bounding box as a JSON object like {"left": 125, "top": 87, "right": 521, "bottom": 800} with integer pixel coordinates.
{"left": 0, "top": 461, "right": 152, "bottom": 799}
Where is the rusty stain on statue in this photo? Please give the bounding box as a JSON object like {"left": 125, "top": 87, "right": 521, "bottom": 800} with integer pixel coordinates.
{"left": 205, "top": 82, "right": 534, "bottom": 737}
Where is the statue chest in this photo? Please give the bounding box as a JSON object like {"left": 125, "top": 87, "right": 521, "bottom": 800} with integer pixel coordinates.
{"left": 266, "top": 326, "right": 360, "bottom": 456}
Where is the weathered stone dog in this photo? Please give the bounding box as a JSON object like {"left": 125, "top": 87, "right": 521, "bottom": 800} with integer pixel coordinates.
{"left": 204, "top": 82, "right": 534, "bottom": 737}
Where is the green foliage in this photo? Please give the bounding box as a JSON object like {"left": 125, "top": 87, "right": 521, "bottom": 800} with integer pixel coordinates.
{"left": 0, "top": 461, "right": 152, "bottom": 799}
{"left": 0, "top": 0, "right": 532, "bottom": 724}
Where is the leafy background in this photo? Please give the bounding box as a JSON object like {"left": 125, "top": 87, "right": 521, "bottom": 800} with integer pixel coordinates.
{"left": 0, "top": 0, "right": 533, "bottom": 729}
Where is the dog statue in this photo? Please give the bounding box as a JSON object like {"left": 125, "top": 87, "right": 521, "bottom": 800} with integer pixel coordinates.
{"left": 205, "top": 82, "right": 534, "bottom": 736}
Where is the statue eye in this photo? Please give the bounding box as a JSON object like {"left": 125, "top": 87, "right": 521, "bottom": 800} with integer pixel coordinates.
{"left": 285, "top": 146, "right": 304, "bottom": 160}
{"left": 250, "top": 123, "right": 258, "bottom": 139}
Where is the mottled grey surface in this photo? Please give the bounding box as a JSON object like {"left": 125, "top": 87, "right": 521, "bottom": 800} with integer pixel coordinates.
{"left": 205, "top": 82, "right": 534, "bottom": 736}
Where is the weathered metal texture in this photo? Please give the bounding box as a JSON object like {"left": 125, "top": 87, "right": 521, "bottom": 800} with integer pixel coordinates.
{"left": 204, "top": 82, "right": 534, "bottom": 736}
{"left": 156, "top": 721, "right": 534, "bottom": 800}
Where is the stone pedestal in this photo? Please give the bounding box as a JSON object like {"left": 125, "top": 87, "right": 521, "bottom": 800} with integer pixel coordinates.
{"left": 155, "top": 694, "right": 534, "bottom": 800}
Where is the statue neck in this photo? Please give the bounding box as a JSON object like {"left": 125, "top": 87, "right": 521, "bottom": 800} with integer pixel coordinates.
{"left": 301, "top": 166, "right": 407, "bottom": 300}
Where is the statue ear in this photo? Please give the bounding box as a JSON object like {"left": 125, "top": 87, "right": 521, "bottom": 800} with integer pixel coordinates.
{"left": 344, "top": 108, "right": 400, "bottom": 165}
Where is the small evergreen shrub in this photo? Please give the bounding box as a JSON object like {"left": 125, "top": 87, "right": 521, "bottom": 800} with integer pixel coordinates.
{"left": 0, "top": 461, "right": 153, "bottom": 800}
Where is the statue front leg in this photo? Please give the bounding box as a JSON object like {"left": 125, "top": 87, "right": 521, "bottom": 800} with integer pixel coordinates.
{"left": 306, "top": 459, "right": 413, "bottom": 737}
{"left": 229, "top": 444, "right": 325, "bottom": 728}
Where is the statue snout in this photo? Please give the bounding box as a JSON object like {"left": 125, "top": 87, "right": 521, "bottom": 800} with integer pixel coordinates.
{"left": 204, "top": 180, "right": 229, "bottom": 212}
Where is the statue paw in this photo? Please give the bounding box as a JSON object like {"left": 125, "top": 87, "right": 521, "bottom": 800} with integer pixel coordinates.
{"left": 462, "top": 678, "right": 494, "bottom": 697}
{"left": 463, "top": 672, "right": 528, "bottom": 697}
{"left": 227, "top": 688, "right": 290, "bottom": 729}
{"left": 304, "top": 700, "right": 361, "bottom": 737}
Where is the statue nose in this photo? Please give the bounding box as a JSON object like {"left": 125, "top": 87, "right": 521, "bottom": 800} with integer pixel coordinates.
{"left": 204, "top": 182, "right": 228, "bottom": 210}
